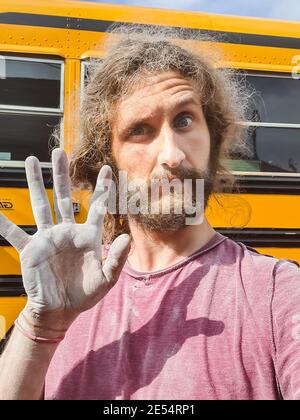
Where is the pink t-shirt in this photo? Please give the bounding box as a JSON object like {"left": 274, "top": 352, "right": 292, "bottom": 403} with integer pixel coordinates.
{"left": 44, "top": 232, "right": 300, "bottom": 400}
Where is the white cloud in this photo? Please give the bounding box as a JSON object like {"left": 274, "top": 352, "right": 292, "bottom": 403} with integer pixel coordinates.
{"left": 268, "top": 0, "right": 300, "bottom": 21}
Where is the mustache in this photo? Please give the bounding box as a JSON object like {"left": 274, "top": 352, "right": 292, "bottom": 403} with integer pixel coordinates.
{"left": 149, "top": 166, "right": 208, "bottom": 184}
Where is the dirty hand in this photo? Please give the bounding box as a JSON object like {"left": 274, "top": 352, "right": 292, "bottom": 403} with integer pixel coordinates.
{"left": 0, "top": 148, "right": 130, "bottom": 335}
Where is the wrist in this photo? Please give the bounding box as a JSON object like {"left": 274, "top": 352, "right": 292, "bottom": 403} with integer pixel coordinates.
{"left": 20, "top": 306, "right": 74, "bottom": 339}
{"left": 14, "top": 316, "right": 65, "bottom": 344}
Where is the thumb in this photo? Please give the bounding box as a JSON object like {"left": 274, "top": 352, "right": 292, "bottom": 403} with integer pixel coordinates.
{"left": 102, "top": 234, "right": 131, "bottom": 285}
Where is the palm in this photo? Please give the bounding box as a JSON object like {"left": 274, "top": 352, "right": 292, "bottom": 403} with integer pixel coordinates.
{"left": 0, "top": 149, "right": 130, "bottom": 327}
{"left": 21, "top": 224, "right": 104, "bottom": 313}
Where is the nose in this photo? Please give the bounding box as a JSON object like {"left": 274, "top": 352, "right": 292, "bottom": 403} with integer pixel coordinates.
{"left": 157, "top": 125, "right": 186, "bottom": 168}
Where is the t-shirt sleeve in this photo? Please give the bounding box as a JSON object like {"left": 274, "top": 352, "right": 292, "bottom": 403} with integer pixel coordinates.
{"left": 272, "top": 259, "right": 300, "bottom": 400}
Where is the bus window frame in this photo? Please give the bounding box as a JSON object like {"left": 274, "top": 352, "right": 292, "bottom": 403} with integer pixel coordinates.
{"left": 0, "top": 55, "right": 64, "bottom": 168}
{"left": 80, "top": 60, "right": 92, "bottom": 101}
{"left": 243, "top": 70, "right": 300, "bottom": 127}
{"left": 0, "top": 55, "right": 64, "bottom": 113}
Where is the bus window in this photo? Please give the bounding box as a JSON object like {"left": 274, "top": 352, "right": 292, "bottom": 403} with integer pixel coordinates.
{"left": 0, "top": 59, "right": 62, "bottom": 110}
{"left": 0, "top": 113, "right": 60, "bottom": 163}
{"left": 225, "top": 71, "right": 300, "bottom": 175}
{"left": 226, "top": 126, "right": 300, "bottom": 173}
{"left": 244, "top": 72, "right": 300, "bottom": 125}
{"left": 0, "top": 56, "right": 63, "bottom": 165}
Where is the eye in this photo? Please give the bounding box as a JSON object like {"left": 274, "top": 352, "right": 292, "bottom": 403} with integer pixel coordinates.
{"left": 129, "top": 125, "right": 146, "bottom": 136}
{"left": 126, "top": 123, "right": 154, "bottom": 139}
{"left": 174, "top": 114, "right": 193, "bottom": 129}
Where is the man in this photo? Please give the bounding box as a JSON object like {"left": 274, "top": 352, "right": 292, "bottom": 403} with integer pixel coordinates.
{"left": 0, "top": 27, "right": 300, "bottom": 400}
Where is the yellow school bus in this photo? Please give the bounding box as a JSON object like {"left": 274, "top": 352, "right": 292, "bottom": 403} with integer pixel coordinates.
{"left": 1, "top": 0, "right": 300, "bottom": 341}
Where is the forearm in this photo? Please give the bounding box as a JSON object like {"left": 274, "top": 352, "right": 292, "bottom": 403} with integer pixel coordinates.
{"left": 0, "top": 324, "right": 59, "bottom": 400}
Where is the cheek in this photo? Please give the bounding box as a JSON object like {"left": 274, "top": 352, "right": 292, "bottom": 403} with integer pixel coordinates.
{"left": 113, "top": 142, "right": 152, "bottom": 175}
{"left": 182, "top": 129, "right": 210, "bottom": 169}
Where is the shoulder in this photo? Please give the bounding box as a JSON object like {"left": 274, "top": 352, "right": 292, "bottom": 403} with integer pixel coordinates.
{"left": 220, "top": 234, "right": 298, "bottom": 269}
{"left": 210, "top": 234, "right": 281, "bottom": 272}
{"left": 216, "top": 237, "right": 300, "bottom": 331}
{"left": 240, "top": 241, "right": 299, "bottom": 279}
{"left": 215, "top": 234, "right": 299, "bottom": 291}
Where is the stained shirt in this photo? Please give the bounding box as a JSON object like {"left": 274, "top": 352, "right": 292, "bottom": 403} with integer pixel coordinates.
{"left": 45, "top": 233, "right": 300, "bottom": 400}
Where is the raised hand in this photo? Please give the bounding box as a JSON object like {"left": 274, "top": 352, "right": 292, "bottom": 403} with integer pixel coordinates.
{"left": 0, "top": 148, "right": 130, "bottom": 336}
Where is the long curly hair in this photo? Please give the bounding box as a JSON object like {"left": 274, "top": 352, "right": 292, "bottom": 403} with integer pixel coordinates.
{"left": 69, "top": 24, "right": 250, "bottom": 243}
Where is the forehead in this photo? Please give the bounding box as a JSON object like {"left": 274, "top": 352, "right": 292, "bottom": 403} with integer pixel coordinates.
{"left": 114, "top": 71, "right": 200, "bottom": 121}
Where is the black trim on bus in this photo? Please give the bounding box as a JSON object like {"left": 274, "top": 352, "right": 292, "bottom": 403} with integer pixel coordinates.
{"left": 0, "top": 167, "right": 52, "bottom": 188}
{"left": 216, "top": 228, "right": 300, "bottom": 247}
{"left": 0, "top": 275, "right": 25, "bottom": 296}
{"left": 1, "top": 12, "right": 300, "bottom": 49}
{"left": 0, "top": 225, "right": 37, "bottom": 246}
{"left": 1, "top": 225, "right": 300, "bottom": 248}
{"left": 3, "top": 227, "right": 300, "bottom": 248}
{"left": 0, "top": 228, "right": 300, "bottom": 297}
{"left": 234, "top": 175, "right": 300, "bottom": 194}
{"left": 0, "top": 168, "right": 300, "bottom": 194}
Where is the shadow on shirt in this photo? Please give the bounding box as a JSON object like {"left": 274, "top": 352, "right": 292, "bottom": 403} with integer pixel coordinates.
{"left": 54, "top": 263, "right": 225, "bottom": 399}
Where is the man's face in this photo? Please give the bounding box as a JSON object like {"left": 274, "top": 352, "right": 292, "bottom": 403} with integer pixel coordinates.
{"left": 111, "top": 70, "right": 211, "bottom": 231}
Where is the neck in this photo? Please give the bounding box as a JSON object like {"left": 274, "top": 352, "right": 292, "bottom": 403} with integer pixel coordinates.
{"left": 127, "top": 217, "right": 216, "bottom": 272}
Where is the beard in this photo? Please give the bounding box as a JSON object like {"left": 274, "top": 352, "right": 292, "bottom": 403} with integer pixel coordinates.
{"left": 123, "top": 165, "right": 213, "bottom": 233}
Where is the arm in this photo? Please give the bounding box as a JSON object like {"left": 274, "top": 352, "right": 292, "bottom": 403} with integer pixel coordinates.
{"left": 0, "top": 149, "right": 130, "bottom": 400}
{"left": 0, "top": 327, "right": 59, "bottom": 400}
{"left": 271, "top": 260, "right": 300, "bottom": 400}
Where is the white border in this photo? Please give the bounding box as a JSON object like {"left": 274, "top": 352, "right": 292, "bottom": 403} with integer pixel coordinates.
{"left": 241, "top": 122, "right": 300, "bottom": 129}
{"left": 232, "top": 171, "right": 300, "bottom": 178}
{"left": 0, "top": 161, "right": 52, "bottom": 168}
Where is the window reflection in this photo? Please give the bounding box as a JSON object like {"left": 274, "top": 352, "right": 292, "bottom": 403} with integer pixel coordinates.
{"left": 0, "top": 113, "right": 60, "bottom": 162}
{"left": 243, "top": 72, "right": 300, "bottom": 125}
{"left": 0, "top": 59, "right": 61, "bottom": 109}
{"left": 226, "top": 127, "right": 300, "bottom": 173}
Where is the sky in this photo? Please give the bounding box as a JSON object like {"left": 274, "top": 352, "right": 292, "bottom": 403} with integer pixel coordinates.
{"left": 79, "top": 0, "right": 300, "bottom": 22}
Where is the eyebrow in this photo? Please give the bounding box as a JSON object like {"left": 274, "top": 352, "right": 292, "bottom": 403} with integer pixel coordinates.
{"left": 120, "top": 115, "right": 155, "bottom": 135}
{"left": 120, "top": 96, "right": 201, "bottom": 133}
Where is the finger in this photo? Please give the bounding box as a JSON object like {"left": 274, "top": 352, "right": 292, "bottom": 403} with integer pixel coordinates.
{"left": 0, "top": 212, "right": 30, "bottom": 252}
{"left": 53, "top": 185, "right": 62, "bottom": 224}
{"left": 102, "top": 234, "right": 131, "bottom": 284}
{"left": 52, "top": 148, "right": 75, "bottom": 223}
{"left": 25, "top": 156, "right": 54, "bottom": 229}
{"left": 86, "top": 165, "right": 113, "bottom": 228}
